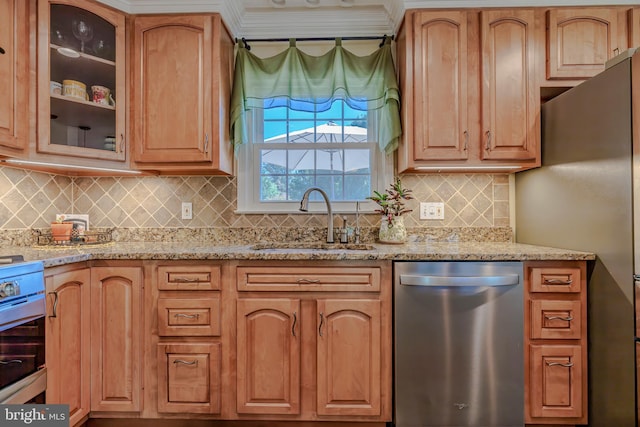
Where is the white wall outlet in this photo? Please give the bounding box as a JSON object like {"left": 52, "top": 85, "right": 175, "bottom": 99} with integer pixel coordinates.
{"left": 181, "top": 202, "right": 193, "bottom": 220}
{"left": 420, "top": 202, "right": 445, "bottom": 220}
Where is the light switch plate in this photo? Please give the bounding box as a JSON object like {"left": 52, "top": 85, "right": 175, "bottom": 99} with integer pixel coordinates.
{"left": 181, "top": 202, "right": 193, "bottom": 220}
{"left": 419, "top": 202, "right": 444, "bottom": 220}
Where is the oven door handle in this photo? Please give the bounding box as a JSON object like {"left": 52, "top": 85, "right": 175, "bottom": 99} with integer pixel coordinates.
{"left": 48, "top": 291, "right": 58, "bottom": 318}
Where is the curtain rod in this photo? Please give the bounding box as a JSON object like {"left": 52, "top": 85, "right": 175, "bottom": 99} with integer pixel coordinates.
{"left": 235, "top": 35, "right": 394, "bottom": 50}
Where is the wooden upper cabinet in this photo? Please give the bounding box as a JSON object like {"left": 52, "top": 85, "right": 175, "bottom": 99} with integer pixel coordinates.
{"left": 480, "top": 9, "right": 538, "bottom": 162}
{"left": 0, "top": 0, "right": 28, "bottom": 154}
{"left": 546, "top": 8, "right": 622, "bottom": 80}
{"left": 132, "top": 14, "right": 233, "bottom": 174}
{"left": 37, "top": 0, "right": 127, "bottom": 163}
{"left": 397, "top": 9, "right": 540, "bottom": 172}
{"left": 411, "top": 10, "right": 469, "bottom": 161}
{"left": 630, "top": 8, "right": 640, "bottom": 49}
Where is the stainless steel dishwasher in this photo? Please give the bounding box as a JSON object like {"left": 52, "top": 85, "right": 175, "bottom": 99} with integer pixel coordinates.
{"left": 393, "top": 261, "right": 524, "bottom": 427}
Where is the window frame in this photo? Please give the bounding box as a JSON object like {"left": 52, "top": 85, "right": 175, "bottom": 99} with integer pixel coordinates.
{"left": 235, "top": 107, "right": 392, "bottom": 214}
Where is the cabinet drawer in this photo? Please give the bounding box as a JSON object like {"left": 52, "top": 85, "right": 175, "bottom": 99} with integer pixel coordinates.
{"left": 158, "top": 265, "right": 220, "bottom": 291}
{"left": 530, "top": 267, "right": 581, "bottom": 293}
{"left": 530, "top": 300, "right": 582, "bottom": 340}
{"left": 158, "top": 297, "right": 220, "bottom": 336}
{"left": 157, "top": 343, "right": 221, "bottom": 414}
{"left": 529, "top": 344, "right": 584, "bottom": 419}
{"left": 237, "top": 266, "right": 381, "bottom": 292}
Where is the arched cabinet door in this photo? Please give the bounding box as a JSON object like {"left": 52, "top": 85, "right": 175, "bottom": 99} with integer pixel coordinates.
{"left": 236, "top": 298, "right": 301, "bottom": 415}
{"left": 316, "top": 299, "right": 381, "bottom": 416}
{"left": 90, "top": 266, "right": 143, "bottom": 412}
{"left": 411, "top": 10, "right": 469, "bottom": 161}
{"left": 546, "top": 8, "right": 621, "bottom": 80}
{"left": 132, "top": 14, "right": 234, "bottom": 174}
{"left": 481, "top": 9, "right": 538, "bottom": 162}
{"left": 45, "top": 267, "right": 91, "bottom": 427}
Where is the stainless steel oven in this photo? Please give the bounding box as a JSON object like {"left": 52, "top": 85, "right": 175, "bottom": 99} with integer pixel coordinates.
{"left": 0, "top": 258, "right": 46, "bottom": 404}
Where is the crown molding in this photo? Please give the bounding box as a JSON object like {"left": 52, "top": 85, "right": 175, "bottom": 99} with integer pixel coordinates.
{"left": 95, "top": 0, "right": 636, "bottom": 39}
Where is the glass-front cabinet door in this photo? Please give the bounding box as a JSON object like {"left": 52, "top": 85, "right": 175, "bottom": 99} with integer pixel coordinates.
{"left": 37, "top": 0, "right": 126, "bottom": 162}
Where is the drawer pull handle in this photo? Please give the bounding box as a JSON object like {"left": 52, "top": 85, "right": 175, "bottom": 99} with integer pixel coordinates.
{"left": 173, "top": 359, "right": 198, "bottom": 366}
{"left": 173, "top": 277, "right": 199, "bottom": 283}
{"left": 297, "top": 278, "right": 320, "bottom": 284}
{"left": 543, "top": 278, "right": 573, "bottom": 285}
{"left": 546, "top": 361, "right": 574, "bottom": 368}
{"left": 318, "top": 312, "right": 324, "bottom": 337}
{"left": 545, "top": 315, "right": 573, "bottom": 321}
{"left": 48, "top": 291, "right": 59, "bottom": 318}
{"left": 292, "top": 311, "right": 297, "bottom": 337}
{"left": 174, "top": 313, "right": 199, "bottom": 319}
{"left": 0, "top": 359, "right": 23, "bottom": 365}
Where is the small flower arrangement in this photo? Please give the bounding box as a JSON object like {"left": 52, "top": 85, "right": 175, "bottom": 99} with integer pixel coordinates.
{"left": 368, "top": 177, "right": 413, "bottom": 226}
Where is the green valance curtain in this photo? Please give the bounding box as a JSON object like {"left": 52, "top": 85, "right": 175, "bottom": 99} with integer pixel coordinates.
{"left": 229, "top": 38, "right": 402, "bottom": 154}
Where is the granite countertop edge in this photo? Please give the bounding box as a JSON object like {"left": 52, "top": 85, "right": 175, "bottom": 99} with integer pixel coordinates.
{"left": 1, "top": 241, "right": 596, "bottom": 268}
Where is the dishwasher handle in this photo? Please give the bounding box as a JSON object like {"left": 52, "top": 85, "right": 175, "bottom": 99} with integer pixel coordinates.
{"left": 399, "top": 274, "right": 520, "bottom": 287}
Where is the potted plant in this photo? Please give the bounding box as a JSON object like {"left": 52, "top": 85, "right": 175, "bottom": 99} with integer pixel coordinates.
{"left": 50, "top": 217, "right": 73, "bottom": 243}
{"left": 368, "top": 177, "right": 413, "bottom": 243}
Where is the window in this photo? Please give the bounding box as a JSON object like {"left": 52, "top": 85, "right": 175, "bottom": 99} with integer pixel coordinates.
{"left": 231, "top": 39, "right": 400, "bottom": 213}
{"left": 236, "top": 99, "right": 392, "bottom": 213}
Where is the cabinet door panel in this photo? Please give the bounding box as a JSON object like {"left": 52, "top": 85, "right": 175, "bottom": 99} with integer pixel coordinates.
{"left": 412, "top": 11, "right": 468, "bottom": 161}
{"left": 547, "top": 8, "right": 620, "bottom": 79}
{"left": 37, "top": 0, "right": 127, "bottom": 162}
{"left": 0, "top": 0, "right": 27, "bottom": 152}
{"left": 316, "top": 299, "right": 381, "bottom": 416}
{"left": 530, "top": 345, "right": 583, "bottom": 419}
{"left": 157, "top": 343, "right": 221, "bottom": 414}
{"left": 133, "top": 15, "right": 211, "bottom": 163}
{"left": 236, "top": 298, "right": 301, "bottom": 415}
{"left": 45, "top": 268, "right": 91, "bottom": 427}
{"left": 630, "top": 8, "right": 640, "bottom": 49}
{"left": 90, "top": 266, "right": 143, "bottom": 412}
{"left": 481, "top": 9, "right": 537, "bottom": 161}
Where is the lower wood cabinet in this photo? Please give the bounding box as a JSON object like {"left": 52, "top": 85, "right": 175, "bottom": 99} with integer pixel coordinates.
{"left": 157, "top": 343, "right": 221, "bottom": 414}
{"left": 90, "top": 265, "right": 144, "bottom": 413}
{"left": 236, "top": 298, "right": 301, "bottom": 415}
{"left": 529, "top": 344, "right": 584, "bottom": 419}
{"left": 316, "top": 299, "right": 381, "bottom": 417}
{"left": 524, "top": 261, "right": 588, "bottom": 425}
{"left": 234, "top": 261, "right": 392, "bottom": 422}
{"left": 45, "top": 265, "right": 91, "bottom": 427}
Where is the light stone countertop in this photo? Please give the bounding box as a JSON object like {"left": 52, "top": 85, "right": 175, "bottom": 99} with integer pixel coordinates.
{"left": 0, "top": 241, "right": 595, "bottom": 268}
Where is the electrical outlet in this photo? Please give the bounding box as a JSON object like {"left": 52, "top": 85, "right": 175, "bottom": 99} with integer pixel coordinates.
{"left": 420, "top": 202, "right": 444, "bottom": 220}
{"left": 181, "top": 202, "right": 193, "bottom": 220}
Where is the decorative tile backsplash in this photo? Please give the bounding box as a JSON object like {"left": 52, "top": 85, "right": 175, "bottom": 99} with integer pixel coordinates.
{"left": 0, "top": 165, "right": 510, "bottom": 231}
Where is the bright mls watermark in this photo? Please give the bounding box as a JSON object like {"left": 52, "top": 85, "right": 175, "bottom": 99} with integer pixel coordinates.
{"left": 1, "top": 405, "right": 68, "bottom": 426}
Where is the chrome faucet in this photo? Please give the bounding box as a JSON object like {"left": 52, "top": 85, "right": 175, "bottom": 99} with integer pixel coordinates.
{"left": 299, "top": 187, "right": 334, "bottom": 243}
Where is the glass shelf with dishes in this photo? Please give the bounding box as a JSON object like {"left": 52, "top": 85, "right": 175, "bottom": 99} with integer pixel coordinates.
{"left": 38, "top": 1, "right": 125, "bottom": 161}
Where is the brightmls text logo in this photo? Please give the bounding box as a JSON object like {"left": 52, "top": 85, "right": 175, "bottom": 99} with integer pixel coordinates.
{"left": 1, "top": 405, "right": 68, "bottom": 426}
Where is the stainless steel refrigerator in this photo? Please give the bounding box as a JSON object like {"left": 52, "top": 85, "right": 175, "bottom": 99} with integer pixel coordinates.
{"left": 515, "top": 48, "right": 639, "bottom": 426}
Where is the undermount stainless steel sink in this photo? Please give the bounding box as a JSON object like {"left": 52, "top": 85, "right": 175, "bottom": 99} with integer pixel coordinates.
{"left": 250, "top": 242, "right": 375, "bottom": 251}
